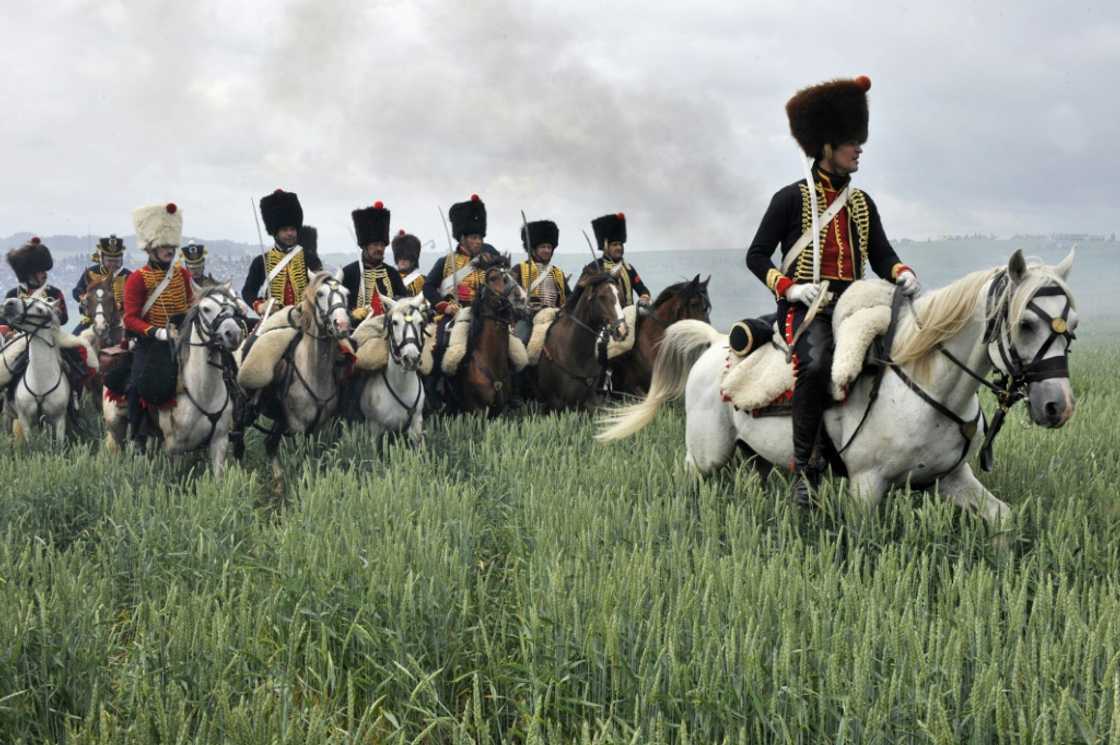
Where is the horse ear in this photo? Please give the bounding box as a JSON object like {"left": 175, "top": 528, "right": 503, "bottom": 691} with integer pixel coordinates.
{"left": 379, "top": 294, "right": 396, "bottom": 312}
{"left": 332, "top": 267, "right": 344, "bottom": 283}
{"left": 702, "top": 275, "right": 711, "bottom": 287}
{"left": 1054, "top": 246, "right": 1075, "bottom": 280}
{"left": 1008, "top": 249, "right": 1028, "bottom": 285}
{"left": 691, "top": 273, "right": 701, "bottom": 284}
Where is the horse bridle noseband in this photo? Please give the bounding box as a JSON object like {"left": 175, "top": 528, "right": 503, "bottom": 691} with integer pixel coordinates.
{"left": 383, "top": 307, "right": 428, "bottom": 365}
{"left": 308, "top": 281, "right": 350, "bottom": 340}
{"left": 177, "top": 291, "right": 244, "bottom": 446}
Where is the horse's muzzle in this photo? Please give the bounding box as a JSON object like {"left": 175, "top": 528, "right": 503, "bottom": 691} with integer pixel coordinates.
{"left": 1, "top": 299, "right": 21, "bottom": 320}
{"left": 612, "top": 322, "right": 628, "bottom": 342}
{"left": 1028, "top": 378, "right": 1075, "bottom": 428}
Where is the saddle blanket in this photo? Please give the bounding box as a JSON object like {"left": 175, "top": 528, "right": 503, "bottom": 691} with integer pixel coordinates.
{"left": 425, "top": 307, "right": 529, "bottom": 376}
{"left": 237, "top": 306, "right": 355, "bottom": 390}
{"left": 720, "top": 279, "right": 895, "bottom": 412}
{"left": 0, "top": 327, "right": 98, "bottom": 389}
{"left": 525, "top": 304, "right": 638, "bottom": 365}
{"left": 350, "top": 312, "right": 391, "bottom": 372}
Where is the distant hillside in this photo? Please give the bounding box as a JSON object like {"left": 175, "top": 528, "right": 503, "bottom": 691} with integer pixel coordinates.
{"left": 0, "top": 233, "right": 258, "bottom": 258}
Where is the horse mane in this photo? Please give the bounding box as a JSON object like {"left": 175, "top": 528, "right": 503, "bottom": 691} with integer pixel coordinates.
{"left": 563, "top": 266, "right": 612, "bottom": 313}
{"left": 892, "top": 257, "right": 1074, "bottom": 380}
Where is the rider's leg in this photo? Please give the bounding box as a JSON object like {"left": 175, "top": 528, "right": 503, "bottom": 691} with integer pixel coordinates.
{"left": 789, "top": 308, "right": 834, "bottom": 506}
{"left": 127, "top": 338, "right": 149, "bottom": 451}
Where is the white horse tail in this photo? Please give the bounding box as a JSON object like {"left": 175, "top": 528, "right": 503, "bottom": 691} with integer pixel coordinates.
{"left": 597, "top": 320, "right": 725, "bottom": 442}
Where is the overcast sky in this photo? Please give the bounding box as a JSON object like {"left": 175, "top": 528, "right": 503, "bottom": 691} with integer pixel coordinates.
{"left": 2, "top": 0, "right": 1116, "bottom": 256}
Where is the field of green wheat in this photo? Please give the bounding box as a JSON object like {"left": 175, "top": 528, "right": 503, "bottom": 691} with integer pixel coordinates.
{"left": 0, "top": 342, "right": 1117, "bottom": 744}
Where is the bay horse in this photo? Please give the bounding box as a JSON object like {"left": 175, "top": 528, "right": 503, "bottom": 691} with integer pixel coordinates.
{"left": 78, "top": 276, "right": 126, "bottom": 401}
{"left": 609, "top": 275, "right": 711, "bottom": 395}
{"left": 599, "top": 250, "right": 1078, "bottom": 536}
{"left": 536, "top": 266, "right": 628, "bottom": 410}
{"left": 452, "top": 254, "right": 530, "bottom": 415}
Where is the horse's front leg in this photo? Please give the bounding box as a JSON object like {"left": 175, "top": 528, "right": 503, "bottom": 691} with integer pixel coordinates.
{"left": 52, "top": 414, "right": 66, "bottom": 445}
{"left": 209, "top": 430, "right": 228, "bottom": 476}
{"left": 845, "top": 469, "right": 887, "bottom": 534}
{"left": 938, "top": 463, "right": 1012, "bottom": 545}
{"left": 407, "top": 407, "right": 424, "bottom": 448}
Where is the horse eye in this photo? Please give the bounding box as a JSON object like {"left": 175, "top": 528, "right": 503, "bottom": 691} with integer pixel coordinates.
{"left": 1018, "top": 319, "right": 1035, "bottom": 332}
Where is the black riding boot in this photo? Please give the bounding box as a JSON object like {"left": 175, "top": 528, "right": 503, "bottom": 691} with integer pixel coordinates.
{"left": 788, "top": 307, "right": 834, "bottom": 508}
{"left": 127, "top": 388, "right": 147, "bottom": 453}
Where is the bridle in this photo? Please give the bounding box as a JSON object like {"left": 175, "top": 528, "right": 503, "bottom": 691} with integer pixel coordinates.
{"left": 6, "top": 295, "right": 64, "bottom": 421}
{"left": 176, "top": 290, "right": 244, "bottom": 447}
{"left": 307, "top": 280, "right": 350, "bottom": 341}
{"left": 379, "top": 303, "right": 429, "bottom": 430}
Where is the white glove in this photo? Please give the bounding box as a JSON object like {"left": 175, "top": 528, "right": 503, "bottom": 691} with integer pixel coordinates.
{"left": 785, "top": 283, "right": 822, "bottom": 306}
{"left": 153, "top": 328, "right": 169, "bottom": 342}
{"left": 896, "top": 270, "right": 921, "bottom": 297}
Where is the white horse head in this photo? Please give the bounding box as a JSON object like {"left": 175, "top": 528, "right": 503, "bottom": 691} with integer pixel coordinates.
{"left": 2, "top": 292, "right": 58, "bottom": 333}
{"left": 381, "top": 294, "right": 429, "bottom": 371}
{"left": 305, "top": 273, "right": 351, "bottom": 339}
{"left": 189, "top": 283, "right": 245, "bottom": 351}
{"left": 996, "top": 248, "right": 1078, "bottom": 428}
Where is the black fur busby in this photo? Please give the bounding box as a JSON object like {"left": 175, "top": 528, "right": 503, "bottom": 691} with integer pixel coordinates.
{"left": 786, "top": 76, "right": 871, "bottom": 158}
{"left": 352, "top": 201, "right": 391, "bottom": 246}
{"left": 98, "top": 234, "right": 125, "bottom": 257}
{"left": 7, "top": 237, "right": 53, "bottom": 282}
{"left": 297, "top": 225, "right": 322, "bottom": 271}
{"left": 391, "top": 230, "right": 422, "bottom": 264}
{"left": 259, "top": 189, "right": 304, "bottom": 235}
{"left": 449, "top": 194, "right": 487, "bottom": 239}
{"left": 591, "top": 213, "right": 627, "bottom": 249}
{"left": 521, "top": 220, "right": 559, "bottom": 252}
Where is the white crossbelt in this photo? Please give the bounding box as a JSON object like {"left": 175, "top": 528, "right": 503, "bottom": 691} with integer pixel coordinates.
{"left": 141, "top": 261, "right": 181, "bottom": 317}
{"left": 528, "top": 263, "right": 554, "bottom": 292}
{"left": 781, "top": 185, "right": 850, "bottom": 275}
{"left": 439, "top": 257, "right": 477, "bottom": 296}
{"left": 261, "top": 245, "right": 303, "bottom": 297}
{"left": 402, "top": 270, "right": 423, "bottom": 287}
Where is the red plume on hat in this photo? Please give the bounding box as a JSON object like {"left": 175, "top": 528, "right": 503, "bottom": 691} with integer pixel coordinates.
{"left": 786, "top": 76, "right": 872, "bottom": 158}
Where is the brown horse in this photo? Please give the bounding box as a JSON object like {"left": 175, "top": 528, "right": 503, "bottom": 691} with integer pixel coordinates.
{"left": 453, "top": 254, "right": 530, "bottom": 415}
{"left": 609, "top": 275, "right": 711, "bottom": 395}
{"left": 536, "top": 266, "right": 628, "bottom": 410}
{"left": 79, "top": 276, "right": 126, "bottom": 400}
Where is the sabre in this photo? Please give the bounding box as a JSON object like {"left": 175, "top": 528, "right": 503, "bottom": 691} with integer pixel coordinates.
{"left": 581, "top": 229, "right": 603, "bottom": 267}
{"left": 801, "top": 155, "right": 822, "bottom": 284}
{"left": 785, "top": 280, "right": 832, "bottom": 363}
{"left": 250, "top": 196, "right": 275, "bottom": 323}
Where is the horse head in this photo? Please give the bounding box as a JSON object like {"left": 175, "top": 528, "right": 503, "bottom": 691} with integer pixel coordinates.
{"left": 575, "top": 265, "right": 628, "bottom": 341}
{"left": 304, "top": 272, "right": 351, "bottom": 339}
{"left": 994, "top": 248, "right": 1078, "bottom": 428}
{"left": 654, "top": 274, "right": 712, "bottom": 324}
{"left": 478, "top": 252, "right": 530, "bottom": 320}
{"left": 2, "top": 291, "right": 58, "bottom": 334}
{"left": 190, "top": 283, "right": 245, "bottom": 352}
{"left": 380, "top": 294, "right": 429, "bottom": 371}
{"left": 82, "top": 278, "right": 121, "bottom": 344}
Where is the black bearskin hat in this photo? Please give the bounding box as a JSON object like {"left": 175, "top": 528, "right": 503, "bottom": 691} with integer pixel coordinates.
{"left": 98, "top": 234, "right": 125, "bottom": 258}
{"left": 259, "top": 189, "right": 304, "bottom": 235}
{"left": 352, "top": 201, "right": 391, "bottom": 247}
{"left": 297, "top": 225, "right": 322, "bottom": 271}
{"left": 7, "top": 237, "right": 53, "bottom": 283}
{"left": 786, "top": 76, "right": 871, "bottom": 158}
{"left": 521, "top": 220, "right": 559, "bottom": 253}
{"left": 449, "top": 194, "right": 486, "bottom": 239}
{"left": 391, "top": 230, "right": 422, "bottom": 264}
{"left": 591, "top": 213, "right": 627, "bottom": 248}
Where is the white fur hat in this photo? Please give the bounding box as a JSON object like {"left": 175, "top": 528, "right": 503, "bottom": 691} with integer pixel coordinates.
{"left": 132, "top": 202, "right": 183, "bottom": 249}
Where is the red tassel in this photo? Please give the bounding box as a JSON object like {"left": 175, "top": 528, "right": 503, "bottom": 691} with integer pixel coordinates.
{"left": 470, "top": 194, "right": 480, "bottom": 202}
{"left": 374, "top": 201, "right": 384, "bottom": 209}
{"left": 166, "top": 203, "right": 177, "bottom": 214}
{"left": 855, "top": 75, "right": 871, "bottom": 91}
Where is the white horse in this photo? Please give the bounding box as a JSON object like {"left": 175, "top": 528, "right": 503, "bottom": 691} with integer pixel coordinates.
{"left": 598, "top": 249, "right": 1078, "bottom": 532}
{"left": 0, "top": 293, "right": 81, "bottom": 444}
{"left": 104, "top": 284, "right": 245, "bottom": 474}
{"left": 352, "top": 294, "right": 428, "bottom": 445}
{"left": 256, "top": 273, "right": 352, "bottom": 482}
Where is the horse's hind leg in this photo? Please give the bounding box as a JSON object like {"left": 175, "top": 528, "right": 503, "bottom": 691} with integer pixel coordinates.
{"left": 939, "top": 464, "right": 1012, "bottom": 543}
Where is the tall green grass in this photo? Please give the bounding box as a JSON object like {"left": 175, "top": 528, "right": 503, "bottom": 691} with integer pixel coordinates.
{"left": 0, "top": 345, "right": 1117, "bottom": 743}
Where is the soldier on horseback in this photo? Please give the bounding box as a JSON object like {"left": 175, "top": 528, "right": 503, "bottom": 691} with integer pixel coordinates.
{"left": 745, "top": 76, "right": 921, "bottom": 505}
{"left": 590, "top": 213, "right": 650, "bottom": 309}
{"left": 122, "top": 203, "right": 194, "bottom": 451}
{"left": 241, "top": 189, "right": 321, "bottom": 316}
{"left": 513, "top": 219, "right": 570, "bottom": 345}
{"left": 72, "top": 235, "right": 130, "bottom": 332}
{"left": 181, "top": 243, "right": 219, "bottom": 287}
{"left": 6, "top": 238, "right": 69, "bottom": 325}
{"left": 343, "top": 201, "right": 407, "bottom": 322}
{"left": 392, "top": 230, "right": 426, "bottom": 297}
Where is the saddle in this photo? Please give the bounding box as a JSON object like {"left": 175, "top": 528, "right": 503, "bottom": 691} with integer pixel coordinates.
{"left": 605, "top": 305, "right": 638, "bottom": 359}
{"left": 720, "top": 279, "right": 896, "bottom": 413}
{"left": 429, "top": 307, "right": 529, "bottom": 376}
